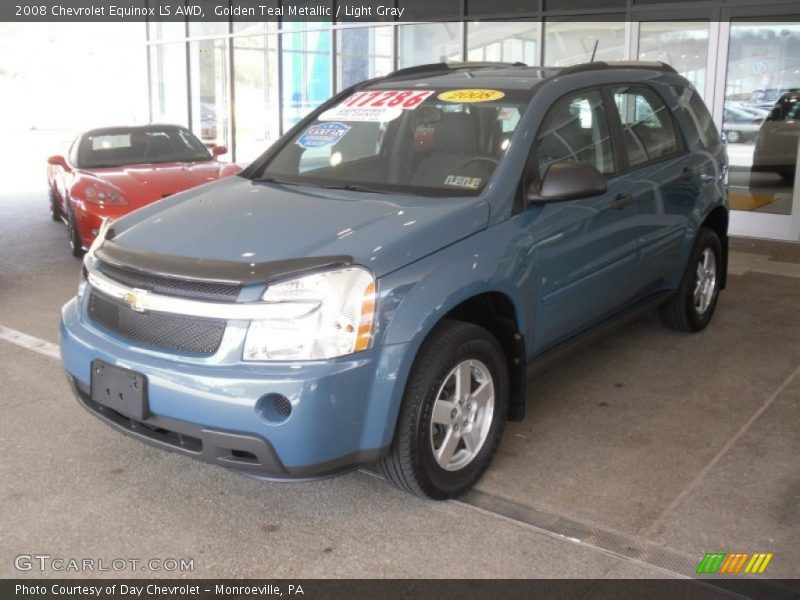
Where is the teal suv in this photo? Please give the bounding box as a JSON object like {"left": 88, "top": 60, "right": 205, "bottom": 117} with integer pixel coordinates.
{"left": 61, "top": 62, "right": 728, "bottom": 498}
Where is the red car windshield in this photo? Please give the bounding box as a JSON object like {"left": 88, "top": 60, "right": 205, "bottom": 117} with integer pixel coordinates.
{"left": 76, "top": 126, "right": 212, "bottom": 168}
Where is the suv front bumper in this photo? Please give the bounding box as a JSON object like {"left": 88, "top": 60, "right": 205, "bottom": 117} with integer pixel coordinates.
{"left": 60, "top": 297, "right": 409, "bottom": 480}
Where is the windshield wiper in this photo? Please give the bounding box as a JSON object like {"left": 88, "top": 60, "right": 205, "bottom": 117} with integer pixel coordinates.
{"left": 319, "top": 183, "right": 389, "bottom": 194}
{"left": 254, "top": 176, "right": 303, "bottom": 186}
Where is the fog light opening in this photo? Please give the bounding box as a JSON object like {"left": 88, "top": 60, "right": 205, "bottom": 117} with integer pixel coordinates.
{"left": 255, "top": 393, "right": 293, "bottom": 424}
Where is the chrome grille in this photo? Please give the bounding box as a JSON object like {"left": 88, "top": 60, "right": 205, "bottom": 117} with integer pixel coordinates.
{"left": 87, "top": 290, "right": 226, "bottom": 354}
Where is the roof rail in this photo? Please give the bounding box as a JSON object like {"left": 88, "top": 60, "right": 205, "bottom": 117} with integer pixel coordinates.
{"left": 385, "top": 61, "right": 527, "bottom": 80}
{"left": 560, "top": 61, "right": 679, "bottom": 75}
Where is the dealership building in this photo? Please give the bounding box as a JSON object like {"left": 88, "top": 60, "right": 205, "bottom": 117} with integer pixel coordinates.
{"left": 140, "top": 0, "right": 800, "bottom": 241}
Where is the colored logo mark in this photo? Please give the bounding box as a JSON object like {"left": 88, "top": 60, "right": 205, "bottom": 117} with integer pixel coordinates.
{"left": 696, "top": 552, "right": 773, "bottom": 574}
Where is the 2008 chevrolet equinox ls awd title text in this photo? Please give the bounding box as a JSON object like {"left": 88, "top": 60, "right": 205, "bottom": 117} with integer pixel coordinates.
{"left": 61, "top": 61, "right": 729, "bottom": 499}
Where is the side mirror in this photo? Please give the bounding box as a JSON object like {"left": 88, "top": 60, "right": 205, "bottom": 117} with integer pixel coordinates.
{"left": 526, "top": 161, "right": 606, "bottom": 204}
{"left": 48, "top": 155, "right": 70, "bottom": 170}
{"left": 212, "top": 145, "right": 228, "bottom": 157}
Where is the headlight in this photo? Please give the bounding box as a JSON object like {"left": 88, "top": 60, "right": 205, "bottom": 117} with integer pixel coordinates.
{"left": 243, "top": 267, "right": 376, "bottom": 361}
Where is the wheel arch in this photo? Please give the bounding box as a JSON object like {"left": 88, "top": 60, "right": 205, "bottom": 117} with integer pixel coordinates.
{"left": 442, "top": 292, "right": 527, "bottom": 421}
{"left": 700, "top": 205, "right": 729, "bottom": 290}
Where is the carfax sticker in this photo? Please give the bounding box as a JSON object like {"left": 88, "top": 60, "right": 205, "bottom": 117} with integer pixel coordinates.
{"left": 296, "top": 122, "right": 351, "bottom": 149}
{"left": 444, "top": 175, "right": 482, "bottom": 189}
{"left": 319, "top": 90, "right": 435, "bottom": 122}
{"left": 438, "top": 89, "right": 506, "bottom": 103}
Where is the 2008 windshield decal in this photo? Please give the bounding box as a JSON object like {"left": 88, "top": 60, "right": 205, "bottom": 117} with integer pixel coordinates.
{"left": 341, "top": 90, "right": 434, "bottom": 110}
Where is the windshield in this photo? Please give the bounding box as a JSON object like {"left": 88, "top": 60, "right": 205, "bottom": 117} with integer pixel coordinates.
{"left": 255, "top": 87, "right": 532, "bottom": 196}
{"left": 76, "top": 126, "right": 212, "bottom": 168}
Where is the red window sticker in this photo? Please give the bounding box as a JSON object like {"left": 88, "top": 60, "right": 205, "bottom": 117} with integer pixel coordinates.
{"left": 340, "top": 90, "right": 435, "bottom": 110}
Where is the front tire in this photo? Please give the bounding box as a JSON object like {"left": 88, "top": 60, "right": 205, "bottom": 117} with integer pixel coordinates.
{"left": 659, "top": 227, "right": 722, "bottom": 332}
{"left": 65, "top": 200, "right": 84, "bottom": 258}
{"left": 49, "top": 187, "right": 61, "bottom": 222}
{"left": 378, "top": 320, "right": 508, "bottom": 499}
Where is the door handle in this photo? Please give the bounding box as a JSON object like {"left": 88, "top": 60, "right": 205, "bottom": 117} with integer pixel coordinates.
{"left": 611, "top": 194, "right": 633, "bottom": 210}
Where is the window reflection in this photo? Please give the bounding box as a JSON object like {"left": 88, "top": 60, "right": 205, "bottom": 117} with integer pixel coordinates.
{"left": 725, "top": 22, "right": 800, "bottom": 215}
{"left": 467, "top": 22, "right": 538, "bottom": 64}
{"left": 234, "top": 35, "right": 280, "bottom": 163}
{"left": 544, "top": 20, "right": 626, "bottom": 66}
{"left": 397, "top": 23, "right": 462, "bottom": 68}
{"left": 639, "top": 22, "right": 709, "bottom": 97}
{"left": 189, "top": 39, "right": 229, "bottom": 151}
{"left": 336, "top": 27, "right": 392, "bottom": 91}
{"left": 150, "top": 43, "right": 188, "bottom": 126}
{"left": 282, "top": 30, "right": 332, "bottom": 130}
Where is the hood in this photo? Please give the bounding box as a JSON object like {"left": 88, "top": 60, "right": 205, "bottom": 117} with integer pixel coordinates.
{"left": 84, "top": 161, "right": 240, "bottom": 208}
{"left": 109, "top": 176, "right": 489, "bottom": 278}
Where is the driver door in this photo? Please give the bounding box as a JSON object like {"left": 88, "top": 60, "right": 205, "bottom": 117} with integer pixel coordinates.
{"left": 529, "top": 89, "right": 645, "bottom": 353}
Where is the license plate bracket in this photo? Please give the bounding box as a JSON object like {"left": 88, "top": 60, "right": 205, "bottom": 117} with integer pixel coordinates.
{"left": 90, "top": 360, "right": 149, "bottom": 420}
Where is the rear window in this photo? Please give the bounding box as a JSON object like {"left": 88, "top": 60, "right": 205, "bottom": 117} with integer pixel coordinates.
{"left": 671, "top": 85, "right": 721, "bottom": 149}
{"left": 767, "top": 94, "right": 800, "bottom": 122}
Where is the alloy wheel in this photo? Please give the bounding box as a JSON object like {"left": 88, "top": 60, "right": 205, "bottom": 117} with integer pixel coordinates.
{"left": 429, "top": 359, "right": 495, "bottom": 472}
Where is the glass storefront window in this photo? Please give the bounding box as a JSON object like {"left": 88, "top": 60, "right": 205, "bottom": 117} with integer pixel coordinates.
{"left": 467, "top": 22, "right": 538, "bottom": 64}
{"left": 639, "top": 22, "right": 709, "bottom": 97}
{"left": 233, "top": 35, "right": 280, "bottom": 163}
{"left": 148, "top": 22, "right": 186, "bottom": 42}
{"left": 149, "top": 43, "right": 189, "bottom": 126}
{"left": 544, "top": 20, "right": 626, "bottom": 66}
{"left": 282, "top": 30, "right": 332, "bottom": 130}
{"left": 397, "top": 23, "right": 462, "bottom": 68}
{"left": 188, "top": 2, "right": 229, "bottom": 37}
{"left": 336, "top": 26, "right": 392, "bottom": 91}
{"left": 724, "top": 22, "right": 800, "bottom": 216}
{"left": 189, "top": 38, "right": 230, "bottom": 150}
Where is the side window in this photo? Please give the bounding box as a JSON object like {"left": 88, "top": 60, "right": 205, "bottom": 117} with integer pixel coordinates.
{"left": 612, "top": 85, "right": 681, "bottom": 168}
{"left": 671, "top": 85, "right": 721, "bottom": 149}
{"left": 533, "top": 89, "right": 615, "bottom": 179}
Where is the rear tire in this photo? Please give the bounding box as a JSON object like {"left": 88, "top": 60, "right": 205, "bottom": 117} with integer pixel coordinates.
{"left": 65, "top": 200, "right": 84, "bottom": 258}
{"left": 659, "top": 227, "right": 722, "bottom": 332}
{"left": 378, "top": 320, "right": 508, "bottom": 499}
{"left": 49, "top": 187, "right": 61, "bottom": 222}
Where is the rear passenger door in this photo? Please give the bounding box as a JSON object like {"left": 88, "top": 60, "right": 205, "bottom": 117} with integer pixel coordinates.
{"left": 607, "top": 84, "right": 694, "bottom": 286}
{"left": 529, "top": 89, "right": 647, "bottom": 352}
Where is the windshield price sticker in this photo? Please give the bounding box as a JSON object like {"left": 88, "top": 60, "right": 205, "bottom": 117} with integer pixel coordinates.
{"left": 439, "top": 89, "right": 506, "bottom": 103}
{"left": 319, "top": 90, "right": 435, "bottom": 122}
{"left": 296, "top": 122, "right": 351, "bottom": 149}
{"left": 342, "top": 90, "right": 435, "bottom": 109}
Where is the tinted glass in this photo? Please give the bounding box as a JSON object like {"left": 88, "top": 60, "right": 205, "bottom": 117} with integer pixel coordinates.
{"left": 257, "top": 86, "right": 533, "bottom": 196}
{"left": 671, "top": 84, "right": 721, "bottom": 149}
{"left": 77, "top": 127, "right": 212, "bottom": 168}
{"left": 533, "top": 90, "right": 615, "bottom": 178}
{"left": 613, "top": 86, "right": 680, "bottom": 167}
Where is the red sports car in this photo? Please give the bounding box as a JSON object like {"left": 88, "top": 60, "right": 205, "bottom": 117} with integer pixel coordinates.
{"left": 47, "top": 124, "right": 242, "bottom": 256}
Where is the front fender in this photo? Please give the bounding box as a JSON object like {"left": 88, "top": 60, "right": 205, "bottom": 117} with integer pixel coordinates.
{"left": 369, "top": 220, "right": 535, "bottom": 437}
{"left": 377, "top": 218, "right": 534, "bottom": 354}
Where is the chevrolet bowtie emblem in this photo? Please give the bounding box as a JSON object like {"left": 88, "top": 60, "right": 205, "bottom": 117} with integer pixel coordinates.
{"left": 123, "top": 288, "right": 150, "bottom": 312}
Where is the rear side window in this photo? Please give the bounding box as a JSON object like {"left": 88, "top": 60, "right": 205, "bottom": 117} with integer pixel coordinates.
{"left": 612, "top": 85, "right": 681, "bottom": 168}
{"left": 533, "top": 89, "right": 615, "bottom": 178}
{"left": 671, "top": 85, "right": 721, "bottom": 149}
